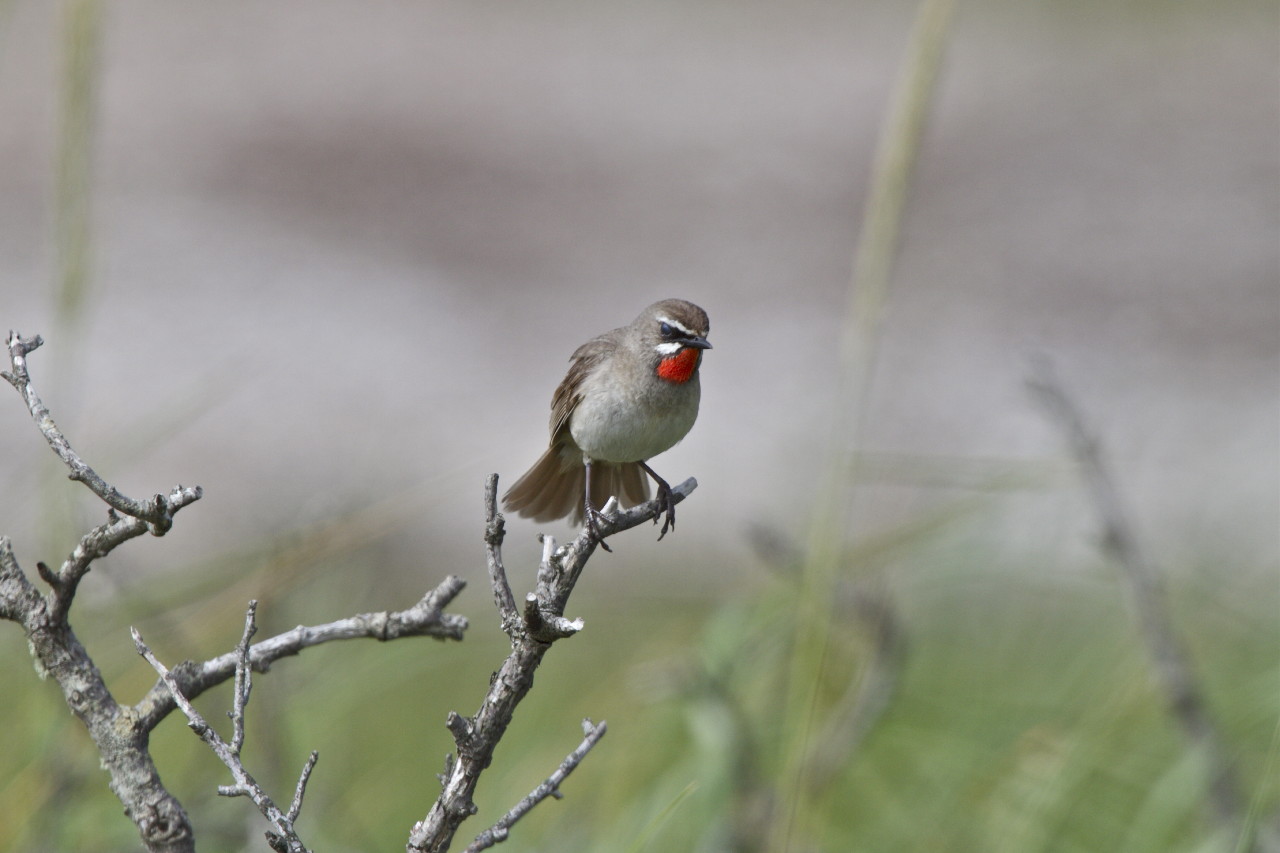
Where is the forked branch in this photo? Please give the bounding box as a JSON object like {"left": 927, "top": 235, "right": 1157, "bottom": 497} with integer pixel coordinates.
{"left": 407, "top": 473, "right": 696, "bottom": 853}
{"left": 132, "top": 576, "right": 468, "bottom": 731}
{"left": 1, "top": 332, "right": 469, "bottom": 852}
{"left": 3, "top": 331, "right": 195, "bottom": 532}
{"left": 464, "top": 719, "right": 608, "bottom": 853}
{"left": 4, "top": 331, "right": 679, "bottom": 852}
{"left": 134, "top": 603, "right": 315, "bottom": 853}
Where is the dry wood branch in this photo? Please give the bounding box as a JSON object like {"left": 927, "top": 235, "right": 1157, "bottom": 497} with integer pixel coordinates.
{"left": 287, "top": 752, "right": 321, "bottom": 825}
{"left": 49, "top": 490, "right": 201, "bottom": 620}
{"left": 134, "top": 608, "right": 314, "bottom": 853}
{"left": 133, "top": 576, "right": 468, "bottom": 731}
{"left": 407, "top": 474, "right": 697, "bottom": 853}
{"left": 483, "top": 473, "right": 520, "bottom": 638}
{"left": 1028, "top": 359, "right": 1250, "bottom": 839}
{"left": 3, "top": 330, "right": 196, "bottom": 532}
{"left": 3, "top": 330, "right": 203, "bottom": 615}
{"left": 2, "top": 331, "right": 202, "bottom": 852}
{"left": 547, "top": 478, "right": 696, "bottom": 613}
{"left": 2, "top": 332, "right": 471, "bottom": 852}
{"left": 230, "top": 601, "right": 258, "bottom": 755}
{"left": 7, "top": 331, "right": 644, "bottom": 852}
{"left": 464, "top": 719, "right": 608, "bottom": 853}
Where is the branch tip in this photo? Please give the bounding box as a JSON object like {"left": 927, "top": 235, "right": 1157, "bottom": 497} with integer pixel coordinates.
{"left": 483, "top": 480, "right": 520, "bottom": 635}
{"left": 230, "top": 601, "right": 259, "bottom": 754}
{"left": 287, "top": 751, "right": 320, "bottom": 823}
{"left": 446, "top": 711, "right": 473, "bottom": 747}
{"left": 36, "top": 561, "right": 59, "bottom": 586}
{"left": 461, "top": 718, "right": 609, "bottom": 853}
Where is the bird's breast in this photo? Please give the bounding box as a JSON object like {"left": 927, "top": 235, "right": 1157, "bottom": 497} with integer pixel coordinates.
{"left": 568, "top": 375, "right": 700, "bottom": 464}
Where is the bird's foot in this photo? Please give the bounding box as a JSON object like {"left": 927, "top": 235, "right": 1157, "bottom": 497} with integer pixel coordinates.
{"left": 653, "top": 480, "right": 676, "bottom": 541}
{"left": 584, "top": 503, "right": 613, "bottom": 553}
{"left": 638, "top": 461, "right": 678, "bottom": 542}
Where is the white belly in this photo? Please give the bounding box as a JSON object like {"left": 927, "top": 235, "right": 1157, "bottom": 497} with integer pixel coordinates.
{"left": 569, "top": 377, "right": 700, "bottom": 463}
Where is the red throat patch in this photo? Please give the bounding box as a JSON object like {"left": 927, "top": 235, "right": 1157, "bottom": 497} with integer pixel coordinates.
{"left": 656, "top": 347, "right": 701, "bottom": 384}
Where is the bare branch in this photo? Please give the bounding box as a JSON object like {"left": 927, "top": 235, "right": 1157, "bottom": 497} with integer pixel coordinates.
{"left": 4, "top": 330, "right": 198, "bottom": 532}
{"left": 2, "top": 331, "right": 203, "bottom": 621}
{"left": 133, "top": 576, "right": 469, "bottom": 731}
{"left": 1028, "top": 358, "right": 1249, "bottom": 835}
{"left": 36, "top": 559, "right": 60, "bottom": 587}
{"left": 48, "top": 486, "right": 202, "bottom": 620}
{"left": 547, "top": 477, "right": 697, "bottom": 614}
{"left": 463, "top": 719, "right": 608, "bottom": 853}
{"left": 522, "top": 592, "right": 583, "bottom": 643}
{"left": 230, "top": 601, "right": 259, "bottom": 755}
{"left": 287, "top": 752, "right": 321, "bottom": 824}
{"left": 483, "top": 474, "right": 520, "bottom": 639}
{"left": 5, "top": 332, "right": 474, "bottom": 852}
{"left": 133, "top": 615, "right": 313, "bottom": 853}
{"left": 407, "top": 474, "right": 697, "bottom": 853}
{"left": 2, "top": 332, "right": 200, "bottom": 851}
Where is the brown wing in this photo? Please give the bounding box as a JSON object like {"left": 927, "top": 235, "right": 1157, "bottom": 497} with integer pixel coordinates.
{"left": 549, "top": 332, "right": 617, "bottom": 441}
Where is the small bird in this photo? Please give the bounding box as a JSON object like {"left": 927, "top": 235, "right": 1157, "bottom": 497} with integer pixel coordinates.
{"left": 503, "top": 299, "right": 711, "bottom": 549}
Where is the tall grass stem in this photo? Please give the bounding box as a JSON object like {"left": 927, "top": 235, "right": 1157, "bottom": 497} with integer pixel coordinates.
{"left": 769, "top": 0, "right": 954, "bottom": 848}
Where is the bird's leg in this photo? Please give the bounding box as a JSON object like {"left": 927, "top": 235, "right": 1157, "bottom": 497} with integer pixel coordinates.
{"left": 582, "top": 459, "right": 613, "bottom": 552}
{"left": 639, "top": 461, "right": 676, "bottom": 540}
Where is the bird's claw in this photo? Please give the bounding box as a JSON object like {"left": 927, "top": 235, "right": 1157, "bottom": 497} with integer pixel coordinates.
{"left": 653, "top": 481, "right": 676, "bottom": 541}
{"left": 584, "top": 504, "right": 613, "bottom": 552}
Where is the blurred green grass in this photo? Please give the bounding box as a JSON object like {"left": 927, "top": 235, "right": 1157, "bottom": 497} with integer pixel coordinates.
{"left": 0, "top": 501, "right": 1275, "bottom": 852}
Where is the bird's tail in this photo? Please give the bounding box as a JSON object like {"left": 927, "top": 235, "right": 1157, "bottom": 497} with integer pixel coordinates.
{"left": 503, "top": 445, "right": 650, "bottom": 525}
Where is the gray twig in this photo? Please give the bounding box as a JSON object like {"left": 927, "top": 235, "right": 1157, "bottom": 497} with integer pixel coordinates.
{"left": 483, "top": 474, "right": 520, "bottom": 638}
{"left": 133, "top": 606, "right": 314, "bottom": 853}
{"left": 406, "top": 474, "right": 697, "bottom": 853}
{"left": 230, "top": 601, "right": 259, "bottom": 755}
{"left": 2, "top": 331, "right": 203, "bottom": 617}
{"left": 288, "top": 752, "right": 321, "bottom": 824}
{"left": 2, "top": 331, "right": 202, "bottom": 852}
{"left": 3, "top": 330, "right": 198, "bottom": 533}
{"left": 548, "top": 477, "right": 697, "bottom": 614}
{"left": 133, "top": 576, "right": 469, "bottom": 731}
{"left": 47, "top": 495, "right": 201, "bottom": 621}
{"left": 2, "top": 332, "right": 471, "bottom": 853}
{"left": 464, "top": 719, "right": 608, "bottom": 853}
{"left": 1028, "top": 358, "right": 1250, "bottom": 841}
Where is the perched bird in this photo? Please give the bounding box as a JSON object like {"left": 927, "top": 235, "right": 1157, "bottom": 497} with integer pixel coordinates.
{"left": 503, "top": 299, "right": 711, "bottom": 549}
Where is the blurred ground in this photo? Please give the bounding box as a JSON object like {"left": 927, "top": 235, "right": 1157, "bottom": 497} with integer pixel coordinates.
{"left": 2, "top": 0, "right": 1276, "bottom": 588}
{"left": 0, "top": 1, "right": 1277, "bottom": 850}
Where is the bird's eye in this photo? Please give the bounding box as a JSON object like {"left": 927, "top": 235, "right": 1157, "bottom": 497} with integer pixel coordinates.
{"left": 659, "top": 322, "right": 674, "bottom": 337}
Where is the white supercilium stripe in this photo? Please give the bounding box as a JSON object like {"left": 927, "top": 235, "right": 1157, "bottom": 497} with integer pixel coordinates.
{"left": 656, "top": 315, "right": 695, "bottom": 336}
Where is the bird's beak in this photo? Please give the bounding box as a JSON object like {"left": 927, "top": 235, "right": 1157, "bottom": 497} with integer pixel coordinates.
{"left": 684, "top": 336, "right": 712, "bottom": 350}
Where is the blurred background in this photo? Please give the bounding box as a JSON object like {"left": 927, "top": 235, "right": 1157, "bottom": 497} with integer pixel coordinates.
{"left": 0, "top": 0, "right": 1276, "bottom": 850}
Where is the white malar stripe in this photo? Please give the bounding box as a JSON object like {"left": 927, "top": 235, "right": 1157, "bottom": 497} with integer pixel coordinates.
{"left": 656, "top": 315, "right": 695, "bottom": 336}
{"left": 654, "top": 341, "right": 683, "bottom": 355}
